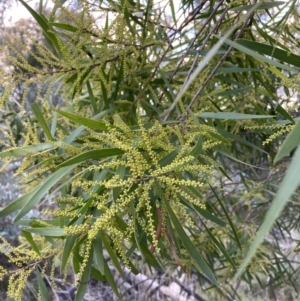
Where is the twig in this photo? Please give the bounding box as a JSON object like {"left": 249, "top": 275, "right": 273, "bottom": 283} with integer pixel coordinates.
{"left": 187, "top": 10, "right": 256, "bottom": 110}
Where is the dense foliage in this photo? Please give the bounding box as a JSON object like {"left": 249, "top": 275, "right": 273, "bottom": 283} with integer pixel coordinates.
{"left": 0, "top": 0, "right": 300, "bottom": 300}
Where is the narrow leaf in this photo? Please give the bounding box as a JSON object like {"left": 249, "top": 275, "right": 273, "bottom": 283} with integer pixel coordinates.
{"left": 224, "top": 39, "right": 296, "bottom": 72}
{"left": 24, "top": 228, "right": 65, "bottom": 237}
{"left": 57, "top": 149, "right": 124, "bottom": 168}
{"left": 56, "top": 109, "right": 108, "bottom": 131}
{"left": 199, "top": 112, "right": 274, "bottom": 119}
{"left": 189, "top": 137, "right": 203, "bottom": 158}
{"left": 61, "top": 235, "right": 77, "bottom": 271}
{"left": 93, "top": 233, "right": 105, "bottom": 275}
{"left": 0, "top": 184, "right": 41, "bottom": 218}
{"left": 161, "top": 186, "right": 217, "bottom": 285}
{"left": 163, "top": 22, "right": 239, "bottom": 116}
{"left": 36, "top": 268, "right": 49, "bottom": 301}
{"left": 237, "top": 39, "right": 300, "bottom": 68}
{"left": 236, "top": 145, "right": 300, "bottom": 278}
{"left": 230, "top": 2, "right": 285, "bottom": 11}
{"left": 0, "top": 143, "right": 57, "bottom": 158}
{"left": 202, "top": 223, "right": 236, "bottom": 270}
{"left": 14, "top": 165, "right": 78, "bottom": 222}
{"left": 31, "top": 103, "right": 54, "bottom": 141}
{"left": 22, "top": 230, "right": 41, "bottom": 256}
{"left": 74, "top": 246, "right": 93, "bottom": 301}
{"left": 275, "top": 103, "right": 295, "bottom": 124}
{"left": 210, "top": 185, "right": 242, "bottom": 251}
{"left": 19, "top": 0, "right": 61, "bottom": 54}
{"left": 99, "top": 231, "right": 125, "bottom": 278}
{"left": 48, "top": 22, "right": 78, "bottom": 32}
{"left": 274, "top": 120, "right": 300, "bottom": 162}
{"left": 86, "top": 80, "right": 98, "bottom": 113}
{"left": 158, "top": 149, "right": 179, "bottom": 168}
{"left": 102, "top": 258, "right": 121, "bottom": 298}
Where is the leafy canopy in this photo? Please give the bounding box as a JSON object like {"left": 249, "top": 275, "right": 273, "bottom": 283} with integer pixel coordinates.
{"left": 1, "top": 0, "right": 300, "bottom": 300}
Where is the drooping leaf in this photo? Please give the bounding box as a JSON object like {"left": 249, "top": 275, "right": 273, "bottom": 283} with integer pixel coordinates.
{"left": 31, "top": 103, "right": 54, "bottom": 141}
{"left": 22, "top": 230, "right": 41, "bottom": 256}
{"left": 224, "top": 39, "right": 297, "bottom": 72}
{"left": 0, "top": 184, "right": 41, "bottom": 218}
{"left": 0, "top": 143, "right": 58, "bottom": 158}
{"left": 99, "top": 231, "right": 125, "bottom": 278}
{"left": 24, "top": 228, "right": 65, "bottom": 237}
{"left": 160, "top": 184, "right": 217, "bottom": 285}
{"left": 56, "top": 149, "right": 124, "bottom": 168}
{"left": 56, "top": 110, "right": 109, "bottom": 131}
{"left": 74, "top": 246, "right": 93, "bottom": 301}
{"left": 274, "top": 120, "right": 300, "bottom": 162}
{"left": 61, "top": 235, "right": 77, "bottom": 272}
{"left": 14, "top": 165, "right": 78, "bottom": 222}
{"left": 237, "top": 39, "right": 300, "bottom": 68}
{"left": 199, "top": 112, "right": 274, "bottom": 120}
{"left": 93, "top": 233, "right": 105, "bottom": 275}
{"left": 36, "top": 268, "right": 50, "bottom": 301}
{"left": 236, "top": 146, "right": 300, "bottom": 278}
{"left": 230, "top": 2, "right": 285, "bottom": 11}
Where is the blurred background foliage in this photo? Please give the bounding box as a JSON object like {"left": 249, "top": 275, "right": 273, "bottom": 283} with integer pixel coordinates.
{"left": 0, "top": 0, "right": 300, "bottom": 300}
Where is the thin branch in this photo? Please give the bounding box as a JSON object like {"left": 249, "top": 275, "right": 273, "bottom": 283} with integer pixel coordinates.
{"left": 187, "top": 10, "right": 256, "bottom": 110}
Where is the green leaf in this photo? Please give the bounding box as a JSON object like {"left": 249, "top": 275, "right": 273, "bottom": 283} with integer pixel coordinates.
{"left": 90, "top": 267, "right": 106, "bottom": 281}
{"left": 61, "top": 235, "right": 77, "bottom": 272}
{"left": 202, "top": 223, "right": 236, "bottom": 270}
{"left": 31, "top": 103, "right": 54, "bottom": 141}
{"left": 230, "top": 1, "right": 285, "bottom": 11}
{"left": 224, "top": 39, "right": 297, "bottom": 72}
{"left": 19, "top": 0, "right": 61, "bottom": 55}
{"left": 160, "top": 185, "right": 217, "bottom": 285}
{"left": 74, "top": 246, "right": 93, "bottom": 301}
{"left": 237, "top": 39, "right": 300, "bottom": 68}
{"left": 275, "top": 103, "right": 295, "bottom": 124}
{"left": 199, "top": 112, "right": 274, "bottom": 119}
{"left": 102, "top": 258, "right": 121, "bottom": 298}
{"left": 235, "top": 145, "right": 300, "bottom": 279}
{"left": 210, "top": 186, "right": 242, "bottom": 251}
{"left": 274, "top": 120, "right": 300, "bottom": 162}
{"left": 217, "top": 87, "right": 249, "bottom": 96}
{"left": 24, "top": 228, "right": 65, "bottom": 237}
{"left": 158, "top": 149, "right": 179, "bottom": 168}
{"left": 48, "top": 22, "right": 78, "bottom": 32}
{"left": 99, "top": 231, "right": 125, "bottom": 278}
{"left": 56, "top": 149, "right": 124, "bottom": 168}
{"left": 93, "top": 233, "right": 105, "bottom": 275}
{"left": 194, "top": 205, "right": 226, "bottom": 227}
{"left": 14, "top": 165, "right": 78, "bottom": 222}
{"left": 162, "top": 21, "right": 239, "bottom": 117}
{"left": 113, "top": 165, "right": 126, "bottom": 201}
{"left": 218, "top": 150, "right": 269, "bottom": 170}
{"left": 178, "top": 190, "right": 226, "bottom": 227}
{"left": 22, "top": 230, "right": 41, "bottom": 256}
{"left": 56, "top": 109, "right": 109, "bottom": 131}
{"left": 36, "top": 268, "right": 49, "bottom": 301}
{"left": 73, "top": 247, "right": 81, "bottom": 273}
{"left": 131, "top": 201, "right": 162, "bottom": 269}
{"left": 216, "top": 128, "right": 267, "bottom": 154}
{"left": 189, "top": 136, "right": 203, "bottom": 158}
{"left": 0, "top": 184, "right": 41, "bottom": 218}
{"left": 86, "top": 80, "right": 98, "bottom": 113}
{"left": 62, "top": 109, "right": 114, "bottom": 145}
{"left": 0, "top": 143, "right": 58, "bottom": 158}
{"left": 216, "top": 67, "right": 259, "bottom": 73}
{"left": 50, "top": 112, "right": 58, "bottom": 137}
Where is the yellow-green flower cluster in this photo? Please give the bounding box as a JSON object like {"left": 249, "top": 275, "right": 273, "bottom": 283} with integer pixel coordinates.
{"left": 263, "top": 124, "right": 294, "bottom": 145}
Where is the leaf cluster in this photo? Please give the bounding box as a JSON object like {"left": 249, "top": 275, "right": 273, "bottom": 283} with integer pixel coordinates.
{"left": 1, "top": 0, "right": 300, "bottom": 300}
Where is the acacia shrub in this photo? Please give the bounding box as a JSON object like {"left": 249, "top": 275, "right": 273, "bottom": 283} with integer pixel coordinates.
{"left": 0, "top": 1, "right": 300, "bottom": 301}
